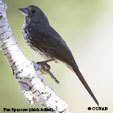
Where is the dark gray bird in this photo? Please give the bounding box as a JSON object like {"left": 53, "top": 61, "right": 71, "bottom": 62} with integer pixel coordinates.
{"left": 19, "top": 5, "right": 99, "bottom": 106}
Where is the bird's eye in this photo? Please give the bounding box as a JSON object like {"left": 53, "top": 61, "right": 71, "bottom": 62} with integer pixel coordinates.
{"left": 32, "top": 10, "right": 36, "bottom": 14}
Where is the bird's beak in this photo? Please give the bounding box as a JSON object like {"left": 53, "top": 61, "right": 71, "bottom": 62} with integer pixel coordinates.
{"left": 19, "top": 8, "right": 28, "bottom": 16}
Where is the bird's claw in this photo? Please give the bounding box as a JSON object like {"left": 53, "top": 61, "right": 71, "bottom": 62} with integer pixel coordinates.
{"left": 37, "top": 61, "right": 50, "bottom": 74}
{"left": 36, "top": 61, "right": 60, "bottom": 84}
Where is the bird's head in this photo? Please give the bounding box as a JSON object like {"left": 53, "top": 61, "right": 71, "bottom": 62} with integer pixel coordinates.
{"left": 19, "top": 5, "right": 49, "bottom": 25}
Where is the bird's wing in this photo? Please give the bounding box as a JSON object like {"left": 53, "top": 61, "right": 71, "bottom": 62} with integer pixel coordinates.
{"left": 27, "top": 24, "right": 75, "bottom": 64}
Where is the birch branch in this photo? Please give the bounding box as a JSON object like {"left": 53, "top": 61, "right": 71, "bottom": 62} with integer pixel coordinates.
{"left": 0, "top": 0, "right": 70, "bottom": 113}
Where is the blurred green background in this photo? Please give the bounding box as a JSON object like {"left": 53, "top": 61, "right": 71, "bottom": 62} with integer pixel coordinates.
{"left": 0, "top": 0, "right": 113, "bottom": 113}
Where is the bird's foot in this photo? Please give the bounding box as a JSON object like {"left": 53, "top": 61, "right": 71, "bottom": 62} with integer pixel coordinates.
{"left": 36, "top": 61, "right": 60, "bottom": 84}
{"left": 37, "top": 61, "right": 50, "bottom": 74}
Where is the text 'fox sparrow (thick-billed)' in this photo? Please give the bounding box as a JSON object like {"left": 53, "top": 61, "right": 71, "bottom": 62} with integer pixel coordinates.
{"left": 19, "top": 5, "right": 99, "bottom": 106}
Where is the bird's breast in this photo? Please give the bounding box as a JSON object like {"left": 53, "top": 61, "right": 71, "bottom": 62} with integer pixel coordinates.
{"left": 22, "top": 25, "right": 51, "bottom": 60}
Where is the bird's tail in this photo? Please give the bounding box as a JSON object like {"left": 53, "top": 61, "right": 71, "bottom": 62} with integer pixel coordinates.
{"left": 70, "top": 62, "right": 99, "bottom": 106}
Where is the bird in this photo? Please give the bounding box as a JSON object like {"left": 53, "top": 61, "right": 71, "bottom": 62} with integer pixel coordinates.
{"left": 19, "top": 5, "right": 99, "bottom": 106}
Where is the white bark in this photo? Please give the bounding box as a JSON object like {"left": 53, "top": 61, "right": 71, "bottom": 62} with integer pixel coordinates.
{"left": 0, "top": 0, "right": 70, "bottom": 113}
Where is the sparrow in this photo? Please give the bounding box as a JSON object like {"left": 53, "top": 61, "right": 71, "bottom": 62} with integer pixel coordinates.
{"left": 19, "top": 5, "right": 99, "bottom": 106}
